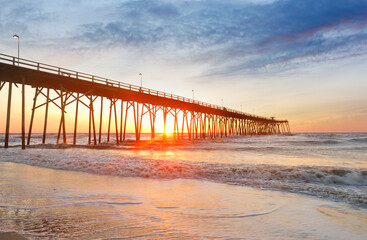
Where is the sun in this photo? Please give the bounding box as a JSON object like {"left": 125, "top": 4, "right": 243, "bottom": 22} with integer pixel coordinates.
{"left": 155, "top": 120, "right": 175, "bottom": 134}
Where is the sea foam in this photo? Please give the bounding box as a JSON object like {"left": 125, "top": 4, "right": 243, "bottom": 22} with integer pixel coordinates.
{"left": 1, "top": 147, "right": 366, "bottom": 208}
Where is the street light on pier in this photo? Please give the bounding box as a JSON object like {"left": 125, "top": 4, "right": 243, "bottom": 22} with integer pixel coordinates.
{"left": 192, "top": 90, "right": 195, "bottom": 101}
{"left": 12, "top": 34, "right": 25, "bottom": 149}
{"left": 13, "top": 34, "right": 19, "bottom": 66}
{"left": 139, "top": 73, "right": 142, "bottom": 87}
{"left": 221, "top": 99, "right": 223, "bottom": 108}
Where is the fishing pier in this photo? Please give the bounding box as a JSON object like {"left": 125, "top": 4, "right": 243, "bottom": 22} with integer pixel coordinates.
{"left": 0, "top": 53, "right": 290, "bottom": 149}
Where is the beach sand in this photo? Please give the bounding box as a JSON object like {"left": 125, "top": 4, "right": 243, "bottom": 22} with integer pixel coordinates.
{"left": 0, "top": 232, "right": 28, "bottom": 240}
{"left": 1, "top": 161, "right": 366, "bottom": 239}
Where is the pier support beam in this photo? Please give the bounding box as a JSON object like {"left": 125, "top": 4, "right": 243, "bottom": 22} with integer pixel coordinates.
{"left": 0, "top": 81, "right": 5, "bottom": 91}
{"left": 27, "top": 87, "right": 41, "bottom": 145}
{"left": 99, "top": 97, "right": 103, "bottom": 143}
{"left": 123, "top": 101, "right": 133, "bottom": 141}
{"left": 149, "top": 105, "right": 157, "bottom": 140}
{"left": 163, "top": 107, "right": 168, "bottom": 140}
{"left": 113, "top": 99, "right": 119, "bottom": 144}
{"left": 73, "top": 93, "right": 79, "bottom": 145}
{"left": 4, "top": 81, "right": 13, "bottom": 148}
{"left": 87, "top": 95, "right": 97, "bottom": 145}
{"left": 42, "top": 88, "right": 50, "bottom": 144}
{"left": 107, "top": 99, "right": 112, "bottom": 142}
{"left": 119, "top": 100, "right": 123, "bottom": 142}
{"left": 21, "top": 79, "right": 25, "bottom": 149}
{"left": 56, "top": 89, "right": 67, "bottom": 144}
{"left": 132, "top": 102, "right": 140, "bottom": 141}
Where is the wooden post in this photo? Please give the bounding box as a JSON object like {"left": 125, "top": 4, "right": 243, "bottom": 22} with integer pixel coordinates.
{"left": 173, "top": 109, "right": 177, "bottom": 140}
{"left": 0, "top": 81, "right": 5, "bottom": 91}
{"left": 203, "top": 113, "right": 207, "bottom": 139}
{"left": 57, "top": 89, "right": 67, "bottom": 144}
{"left": 175, "top": 109, "right": 179, "bottom": 139}
{"left": 207, "top": 115, "right": 211, "bottom": 139}
{"left": 186, "top": 112, "right": 191, "bottom": 140}
{"left": 190, "top": 113, "right": 194, "bottom": 140}
{"left": 139, "top": 104, "right": 144, "bottom": 141}
{"left": 163, "top": 107, "right": 167, "bottom": 140}
{"left": 99, "top": 97, "right": 103, "bottom": 144}
{"left": 149, "top": 105, "right": 155, "bottom": 140}
{"left": 107, "top": 99, "right": 112, "bottom": 142}
{"left": 91, "top": 96, "right": 97, "bottom": 145}
{"left": 57, "top": 91, "right": 62, "bottom": 144}
{"left": 198, "top": 114, "right": 201, "bottom": 139}
{"left": 61, "top": 91, "right": 67, "bottom": 144}
{"left": 123, "top": 102, "right": 130, "bottom": 141}
{"left": 42, "top": 88, "right": 50, "bottom": 144}
{"left": 88, "top": 95, "right": 92, "bottom": 144}
{"left": 136, "top": 102, "right": 140, "bottom": 141}
{"left": 220, "top": 117, "right": 223, "bottom": 138}
{"left": 195, "top": 114, "right": 198, "bottom": 139}
{"left": 4, "top": 81, "right": 13, "bottom": 148}
{"left": 56, "top": 89, "right": 67, "bottom": 144}
{"left": 73, "top": 93, "right": 79, "bottom": 145}
{"left": 149, "top": 105, "right": 158, "bottom": 140}
{"left": 149, "top": 105, "right": 153, "bottom": 140}
{"left": 21, "top": 79, "right": 25, "bottom": 149}
{"left": 213, "top": 116, "right": 216, "bottom": 138}
{"left": 224, "top": 118, "right": 228, "bottom": 137}
{"left": 133, "top": 102, "right": 140, "bottom": 141}
{"left": 181, "top": 111, "right": 186, "bottom": 140}
{"left": 120, "top": 100, "right": 123, "bottom": 141}
{"left": 27, "top": 88, "right": 40, "bottom": 145}
{"left": 113, "top": 99, "right": 119, "bottom": 144}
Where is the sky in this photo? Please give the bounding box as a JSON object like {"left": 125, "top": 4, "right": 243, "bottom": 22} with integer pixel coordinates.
{"left": 0, "top": 0, "right": 367, "bottom": 133}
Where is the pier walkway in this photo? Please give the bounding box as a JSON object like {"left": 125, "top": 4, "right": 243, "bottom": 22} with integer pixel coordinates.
{"left": 0, "top": 53, "right": 290, "bottom": 149}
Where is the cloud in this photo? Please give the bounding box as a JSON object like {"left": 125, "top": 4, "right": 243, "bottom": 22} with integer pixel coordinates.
{"left": 0, "top": 0, "right": 51, "bottom": 30}
{"left": 74, "top": 0, "right": 367, "bottom": 76}
{"left": 2, "top": 0, "right": 367, "bottom": 76}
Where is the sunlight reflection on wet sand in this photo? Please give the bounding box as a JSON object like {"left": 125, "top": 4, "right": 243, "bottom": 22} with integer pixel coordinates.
{"left": 1, "top": 162, "right": 366, "bottom": 239}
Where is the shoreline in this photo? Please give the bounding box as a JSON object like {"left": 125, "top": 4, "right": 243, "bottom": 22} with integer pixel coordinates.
{"left": 1, "top": 147, "right": 366, "bottom": 208}
{"left": 1, "top": 162, "right": 366, "bottom": 239}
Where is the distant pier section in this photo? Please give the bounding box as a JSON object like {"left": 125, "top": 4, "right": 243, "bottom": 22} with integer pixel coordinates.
{"left": 0, "top": 53, "right": 290, "bottom": 149}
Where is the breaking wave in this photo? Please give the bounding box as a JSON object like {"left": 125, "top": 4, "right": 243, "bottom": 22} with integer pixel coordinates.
{"left": 1, "top": 132, "right": 367, "bottom": 207}
{"left": 294, "top": 140, "right": 341, "bottom": 145}
{"left": 1, "top": 148, "right": 366, "bottom": 208}
{"left": 349, "top": 137, "right": 367, "bottom": 143}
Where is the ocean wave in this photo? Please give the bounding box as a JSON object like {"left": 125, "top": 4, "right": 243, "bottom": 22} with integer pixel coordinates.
{"left": 1, "top": 150, "right": 366, "bottom": 208}
{"left": 293, "top": 140, "right": 341, "bottom": 145}
{"left": 349, "top": 137, "right": 367, "bottom": 143}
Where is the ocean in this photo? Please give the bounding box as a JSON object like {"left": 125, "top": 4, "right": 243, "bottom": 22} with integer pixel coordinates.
{"left": 0, "top": 133, "right": 366, "bottom": 239}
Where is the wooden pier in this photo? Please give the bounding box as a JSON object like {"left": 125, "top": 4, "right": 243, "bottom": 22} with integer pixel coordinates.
{"left": 0, "top": 53, "right": 290, "bottom": 149}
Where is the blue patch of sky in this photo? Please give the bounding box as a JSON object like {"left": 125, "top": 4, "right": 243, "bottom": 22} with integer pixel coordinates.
{"left": 2, "top": 0, "right": 367, "bottom": 75}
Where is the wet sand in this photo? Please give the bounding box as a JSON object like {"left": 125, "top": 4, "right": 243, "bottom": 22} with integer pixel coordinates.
{"left": 1, "top": 162, "right": 366, "bottom": 239}
{"left": 0, "top": 232, "right": 28, "bottom": 240}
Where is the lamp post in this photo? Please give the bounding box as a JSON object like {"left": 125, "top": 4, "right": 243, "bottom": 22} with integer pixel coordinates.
{"left": 13, "top": 34, "right": 19, "bottom": 66}
{"left": 192, "top": 90, "right": 194, "bottom": 101}
{"left": 221, "top": 99, "right": 223, "bottom": 108}
{"left": 139, "top": 73, "right": 142, "bottom": 87}
{"left": 8, "top": 34, "right": 25, "bottom": 149}
{"left": 240, "top": 104, "right": 242, "bottom": 112}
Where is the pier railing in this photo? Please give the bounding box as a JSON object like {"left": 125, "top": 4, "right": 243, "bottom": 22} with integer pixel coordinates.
{"left": 0, "top": 53, "right": 276, "bottom": 121}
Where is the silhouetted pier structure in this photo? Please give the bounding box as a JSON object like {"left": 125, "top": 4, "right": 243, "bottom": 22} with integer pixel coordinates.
{"left": 0, "top": 53, "right": 290, "bottom": 149}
